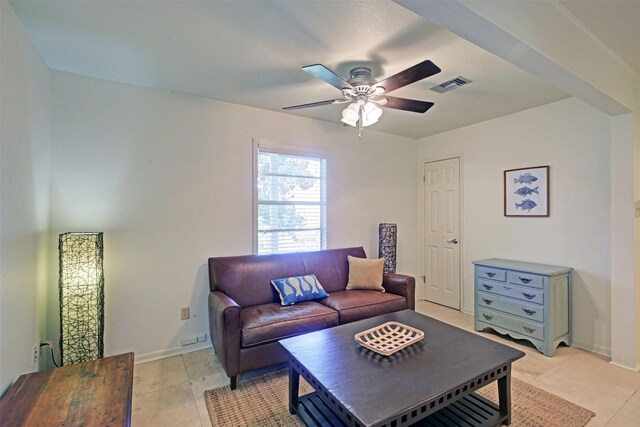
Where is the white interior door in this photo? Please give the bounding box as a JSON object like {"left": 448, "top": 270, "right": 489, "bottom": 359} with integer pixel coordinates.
{"left": 424, "top": 158, "right": 461, "bottom": 309}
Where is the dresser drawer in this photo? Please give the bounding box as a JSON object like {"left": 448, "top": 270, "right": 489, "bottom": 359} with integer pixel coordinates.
{"left": 477, "top": 279, "right": 544, "bottom": 305}
{"left": 477, "top": 291, "right": 544, "bottom": 322}
{"left": 476, "top": 267, "right": 506, "bottom": 281}
{"left": 507, "top": 271, "right": 544, "bottom": 289}
{"left": 477, "top": 307, "right": 544, "bottom": 340}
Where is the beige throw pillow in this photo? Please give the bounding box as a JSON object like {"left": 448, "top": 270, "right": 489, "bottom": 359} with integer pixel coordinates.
{"left": 346, "top": 256, "right": 385, "bottom": 292}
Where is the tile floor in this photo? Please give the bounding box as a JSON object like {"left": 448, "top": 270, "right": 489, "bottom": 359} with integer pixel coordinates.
{"left": 132, "top": 301, "right": 640, "bottom": 426}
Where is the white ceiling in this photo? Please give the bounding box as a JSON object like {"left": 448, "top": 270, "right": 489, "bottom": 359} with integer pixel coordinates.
{"left": 559, "top": 0, "right": 640, "bottom": 75}
{"left": 10, "top": 0, "right": 632, "bottom": 139}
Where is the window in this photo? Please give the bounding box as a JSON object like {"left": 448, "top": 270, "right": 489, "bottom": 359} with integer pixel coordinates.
{"left": 255, "top": 144, "right": 327, "bottom": 255}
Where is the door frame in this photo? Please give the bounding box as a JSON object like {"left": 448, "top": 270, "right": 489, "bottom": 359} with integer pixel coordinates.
{"left": 419, "top": 153, "right": 465, "bottom": 312}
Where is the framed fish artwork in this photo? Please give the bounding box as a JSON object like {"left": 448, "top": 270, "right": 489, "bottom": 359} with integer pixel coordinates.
{"left": 504, "top": 165, "right": 549, "bottom": 217}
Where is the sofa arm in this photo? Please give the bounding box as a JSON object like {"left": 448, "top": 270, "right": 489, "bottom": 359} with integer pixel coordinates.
{"left": 382, "top": 274, "right": 416, "bottom": 310}
{"left": 209, "top": 291, "right": 241, "bottom": 378}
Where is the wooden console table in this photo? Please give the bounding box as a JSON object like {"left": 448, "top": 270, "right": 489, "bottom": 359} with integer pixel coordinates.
{"left": 0, "top": 352, "right": 134, "bottom": 426}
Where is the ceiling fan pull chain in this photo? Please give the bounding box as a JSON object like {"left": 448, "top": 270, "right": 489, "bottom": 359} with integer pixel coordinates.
{"left": 358, "top": 105, "right": 363, "bottom": 138}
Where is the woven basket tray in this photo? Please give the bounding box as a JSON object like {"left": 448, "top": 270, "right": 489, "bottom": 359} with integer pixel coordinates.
{"left": 354, "top": 321, "right": 424, "bottom": 356}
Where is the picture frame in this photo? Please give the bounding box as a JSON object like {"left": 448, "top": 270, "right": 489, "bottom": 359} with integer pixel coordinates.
{"left": 504, "top": 165, "right": 549, "bottom": 217}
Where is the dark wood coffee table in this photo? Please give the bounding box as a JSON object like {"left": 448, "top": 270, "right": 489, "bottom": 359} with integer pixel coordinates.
{"left": 280, "top": 310, "right": 525, "bottom": 427}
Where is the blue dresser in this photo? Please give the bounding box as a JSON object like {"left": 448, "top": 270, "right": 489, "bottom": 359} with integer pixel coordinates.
{"left": 473, "top": 258, "right": 572, "bottom": 356}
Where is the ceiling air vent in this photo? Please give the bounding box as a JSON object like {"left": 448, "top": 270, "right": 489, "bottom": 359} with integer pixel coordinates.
{"left": 430, "top": 76, "right": 472, "bottom": 93}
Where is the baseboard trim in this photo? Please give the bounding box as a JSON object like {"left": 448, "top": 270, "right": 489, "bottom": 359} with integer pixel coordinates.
{"left": 609, "top": 360, "right": 640, "bottom": 372}
{"left": 134, "top": 342, "right": 212, "bottom": 365}
{"left": 571, "top": 340, "right": 611, "bottom": 358}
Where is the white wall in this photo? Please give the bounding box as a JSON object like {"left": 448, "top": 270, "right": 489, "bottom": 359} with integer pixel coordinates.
{"left": 610, "top": 113, "right": 639, "bottom": 368}
{"left": 0, "top": 1, "right": 51, "bottom": 392}
{"left": 416, "top": 98, "right": 613, "bottom": 355}
{"left": 49, "top": 71, "right": 418, "bottom": 362}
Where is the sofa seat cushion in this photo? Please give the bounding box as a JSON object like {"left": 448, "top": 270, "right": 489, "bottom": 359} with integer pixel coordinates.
{"left": 240, "top": 302, "right": 338, "bottom": 347}
{"left": 319, "top": 290, "right": 407, "bottom": 324}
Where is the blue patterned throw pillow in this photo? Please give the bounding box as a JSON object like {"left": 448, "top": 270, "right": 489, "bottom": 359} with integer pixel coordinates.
{"left": 270, "top": 274, "right": 329, "bottom": 306}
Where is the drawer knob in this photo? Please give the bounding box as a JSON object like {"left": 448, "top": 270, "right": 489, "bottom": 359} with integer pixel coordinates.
{"left": 504, "top": 286, "right": 512, "bottom": 291}
{"left": 482, "top": 298, "right": 494, "bottom": 305}
{"left": 482, "top": 313, "right": 494, "bottom": 321}
{"left": 522, "top": 292, "right": 536, "bottom": 300}
{"left": 519, "top": 276, "right": 532, "bottom": 284}
{"left": 486, "top": 272, "right": 496, "bottom": 278}
{"left": 482, "top": 284, "right": 494, "bottom": 291}
{"left": 523, "top": 326, "right": 536, "bottom": 334}
{"left": 522, "top": 308, "right": 537, "bottom": 316}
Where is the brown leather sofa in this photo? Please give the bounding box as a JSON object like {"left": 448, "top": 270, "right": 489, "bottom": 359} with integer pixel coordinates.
{"left": 208, "top": 246, "right": 415, "bottom": 389}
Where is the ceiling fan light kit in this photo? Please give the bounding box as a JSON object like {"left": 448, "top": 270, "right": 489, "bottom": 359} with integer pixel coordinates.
{"left": 284, "top": 60, "right": 441, "bottom": 138}
{"left": 341, "top": 100, "right": 383, "bottom": 135}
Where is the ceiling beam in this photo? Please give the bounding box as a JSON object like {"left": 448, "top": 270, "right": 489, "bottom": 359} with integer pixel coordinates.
{"left": 394, "top": 0, "right": 639, "bottom": 115}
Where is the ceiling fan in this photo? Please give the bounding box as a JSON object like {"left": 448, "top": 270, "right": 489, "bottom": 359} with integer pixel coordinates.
{"left": 283, "top": 60, "right": 441, "bottom": 137}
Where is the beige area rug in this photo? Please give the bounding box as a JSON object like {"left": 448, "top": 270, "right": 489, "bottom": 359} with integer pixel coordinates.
{"left": 204, "top": 369, "right": 595, "bottom": 427}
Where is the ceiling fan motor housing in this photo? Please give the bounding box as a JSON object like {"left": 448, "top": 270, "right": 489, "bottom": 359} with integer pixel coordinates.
{"left": 348, "top": 67, "right": 377, "bottom": 93}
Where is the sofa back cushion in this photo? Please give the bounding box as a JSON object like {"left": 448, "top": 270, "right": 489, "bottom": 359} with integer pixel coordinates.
{"left": 209, "top": 252, "right": 307, "bottom": 307}
{"left": 301, "top": 247, "right": 367, "bottom": 293}
{"left": 208, "top": 247, "right": 367, "bottom": 307}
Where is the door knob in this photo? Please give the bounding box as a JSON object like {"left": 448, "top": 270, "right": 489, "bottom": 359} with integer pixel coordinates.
{"left": 447, "top": 238, "right": 458, "bottom": 244}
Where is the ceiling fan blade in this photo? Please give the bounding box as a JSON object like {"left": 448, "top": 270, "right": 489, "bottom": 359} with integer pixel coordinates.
{"left": 373, "top": 60, "right": 441, "bottom": 94}
{"left": 381, "top": 95, "right": 434, "bottom": 113}
{"left": 282, "top": 99, "right": 347, "bottom": 110}
{"left": 302, "top": 64, "right": 353, "bottom": 91}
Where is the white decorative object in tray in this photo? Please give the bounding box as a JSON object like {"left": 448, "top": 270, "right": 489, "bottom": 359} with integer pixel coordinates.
{"left": 355, "top": 321, "right": 424, "bottom": 356}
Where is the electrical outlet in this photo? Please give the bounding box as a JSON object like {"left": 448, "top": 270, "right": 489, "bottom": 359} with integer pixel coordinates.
{"left": 32, "top": 344, "right": 39, "bottom": 364}
{"left": 181, "top": 307, "right": 190, "bottom": 320}
{"left": 181, "top": 336, "right": 197, "bottom": 346}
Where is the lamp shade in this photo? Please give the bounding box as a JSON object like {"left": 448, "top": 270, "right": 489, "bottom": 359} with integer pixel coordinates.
{"left": 58, "top": 232, "right": 104, "bottom": 365}
{"left": 378, "top": 223, "right": 397, "bottom": 274}
{"left": 362, "top": 102, "right": 383, "bottom": 127}
{"left": 341, "top": 103, "right": 359, "bottom": 127}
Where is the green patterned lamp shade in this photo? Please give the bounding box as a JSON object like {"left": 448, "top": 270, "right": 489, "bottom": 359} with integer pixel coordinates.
{"left": 58, "top": 232, "right": 104, "bottom": 365}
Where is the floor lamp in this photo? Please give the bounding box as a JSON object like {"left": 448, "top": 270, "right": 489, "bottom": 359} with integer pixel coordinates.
{"left": 58, "top": 232, "right": 104, "bottom": 365}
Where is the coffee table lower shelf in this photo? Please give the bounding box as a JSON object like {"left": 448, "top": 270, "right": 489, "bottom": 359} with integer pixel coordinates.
{"left": 296, "top": 391, "right": 504, "bottom": 427}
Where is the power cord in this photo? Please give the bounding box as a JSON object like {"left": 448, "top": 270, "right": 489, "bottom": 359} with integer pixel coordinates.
{"left": 40, "top": 341, "right": 59, "bottom": 367}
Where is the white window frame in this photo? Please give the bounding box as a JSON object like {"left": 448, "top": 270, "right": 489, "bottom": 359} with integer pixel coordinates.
{"left": 252, "top": 139, "right": 327, "bottom": 255}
